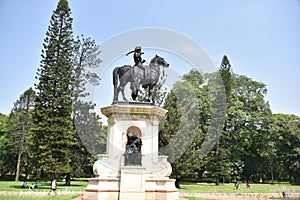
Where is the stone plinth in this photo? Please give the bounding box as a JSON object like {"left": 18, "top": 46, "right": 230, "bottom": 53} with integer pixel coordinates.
{"left": 83, "top": 103, "right": 179, "bottom": 200}
{"left": 83, "top": 177, "right": 119, "bottom": 200}
{"left": 119, "top": 166, "right": 146, "bottom": 200}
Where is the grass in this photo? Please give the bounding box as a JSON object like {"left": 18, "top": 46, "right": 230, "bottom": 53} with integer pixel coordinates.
{"left": 0, "top": 179, "right": 88, "bottom": 192}
{"left": 0, "top": 179, "right": 86, "bottom": 199}
{"left": 0, "top": 195, "right": 79, "bottom": 200}
{"left": 1, "top": 179, "right": 300, "bottom": 199}
{"left": 179, "top": 181, "right": 300, "bottom": 194}
{"left": 184, "top": 197, "right": 211, "bottom": 200}
{"left": 180, "top": 182, "right": 300, "bottom": 200}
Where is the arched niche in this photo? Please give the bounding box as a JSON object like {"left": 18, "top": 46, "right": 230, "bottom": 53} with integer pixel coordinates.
{"left": 125, "top": 126, "right": 142, "bottom": 166}
{"left": 127, "top": 126, "right": 142, "bottom": 139}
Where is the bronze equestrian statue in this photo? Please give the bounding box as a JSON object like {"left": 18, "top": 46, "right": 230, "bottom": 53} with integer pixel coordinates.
{"left": 112, "top": 46, "right": 169, "bottom": 104}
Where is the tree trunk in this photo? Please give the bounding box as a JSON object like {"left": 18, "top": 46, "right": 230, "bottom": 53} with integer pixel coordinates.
{"left": 25, "top": 164, "right": 33, "bottom": 180}
{"left": 175, "top": 178, "right": 180, "bottom": 189}
{"left": 65, "top": 173, "right": 71, "bottom": 186}
{"left": 216, "top": 177, "right": 220, "bottom": 186}
{"left": 215, "top": 126, "right": 220, "bottom": 186}
{"left": 15, "top": 153, "right": 22, "bottom": 182}
{"left": 26, "top": 173, "right": 30, "bottom": 180}
{"left": 36, "top": 168, "right": 42, "bottom": 181}
{"left": 295, "top": 172, "right": 300, "bottom": 185}
{"left": 15, "top": 124, "right": 25, "bottom": 182}
{"left": 270, "top": 167, "right": 274, "bottom": 185}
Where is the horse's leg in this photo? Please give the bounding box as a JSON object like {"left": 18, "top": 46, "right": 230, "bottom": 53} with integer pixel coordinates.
{"left": 151, "top": 84, "right": 158, "bottom": 104}
{"left": 120, "top": 86, "right": 128, "bottom": 101}
{"left": 113, "top": 68, "right": 118, "bottom": 102}
{"left": 118, "top": 70, "right": 129, "bottom": 102}
{"left": 148, "top": 84, "right": 154, "bottom": 103}
{"left": 131, "top": 90, "right": 138, "bottom": 101}
{"left": 130, "top": 67, "right": 142, "bottom": 101}
{"left": 131, "top": 81, "right": 139, "bottom": 101}
{"left": 113, "top": 85, "right": 119, "bottom": 102}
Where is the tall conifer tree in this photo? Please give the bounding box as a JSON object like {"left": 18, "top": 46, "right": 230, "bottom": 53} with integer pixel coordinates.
{"left": 31, "top": 0, "right": 75, "bottom": 181}
{"left": 208, "top": 55, "right": 233, "bottom": 185}
{"left": 219, "top": 55, "right": 232, "bottom": 100}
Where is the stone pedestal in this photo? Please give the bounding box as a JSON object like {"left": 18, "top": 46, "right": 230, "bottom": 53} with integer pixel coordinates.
{"left": 83, "top": 103, "right": 179, "bottom": 200}
{"left": 119, "top": 166, "right": 146, "bottom": 200}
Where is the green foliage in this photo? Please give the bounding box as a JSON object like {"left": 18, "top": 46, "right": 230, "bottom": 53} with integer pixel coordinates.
{"left": 204, "top": 71, "right": 274, "bottom": 183}
{"left": 30, "top": 0, "right": 75, "bottom": 179}
{"left": 73, "top": 34, "right": 104, "bottom": 156}
{"left": 0, "top": 114, "right": 11, "bottom": 176}
{"left": 0, "top": 114, "right": 8, "bottom": 134}
{"left": 272, "top": 114, "right": 300, "bottom": 184}
{"left": 72, "top": 34, "right": 105, "bottom": 178}
{"left": 160, "top": 57, "right": 276, "bottom": 187}
{"left": 160, "top": 70, "right": 208, "bottom": 183}
{"left": 203, "top": 56, "right": 274, "bottom": 184}
{"left": 9, "top": 88, "right": 36, "bottom": 181}
{"left": 203, "top": 69, "right": 228, "bottom": 185}
{"left": 0, "top": 88, "right": 36, "bottom": 180}
{"left": 226, "top": 75, "right": 273, "bottom": 181}
{"left": 73, "top": 34, "right": 101, "bottom": 99}
{"left": 219, "top": 55, "right": 232, "bottom": 99}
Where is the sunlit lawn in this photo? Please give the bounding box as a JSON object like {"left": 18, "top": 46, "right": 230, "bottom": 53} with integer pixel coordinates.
{"left": 179, "top": 181, "right": 300, "bottom": 194}
{"left": 0, "top": 195, "right": 79, "bottom": 200}
{"left": 0, "top": 179, "right": 86, "bottom": 200}
{"left": 1, "top": 179, "right": 300, "bottom": 200}
{"left": 0, "top": 179, "right": 87, "bottom": 192}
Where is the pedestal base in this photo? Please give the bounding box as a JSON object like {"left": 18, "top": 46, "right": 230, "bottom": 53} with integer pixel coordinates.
{"left": 119, "top": 166, "right": 145, "bottom": 200}
{"left": 83, "top": 176, "right": 179, "bottom": 200}
{"left": 144, "top": 178, "right": 179, "bottom": 200}
{"left": 83, "top": 177, "right": 120, "bottom": 200}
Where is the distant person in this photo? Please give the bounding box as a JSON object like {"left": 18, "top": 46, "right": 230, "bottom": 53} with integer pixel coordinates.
{"left": 30, "top": 182, "right": 37, "bottom": 189}
{"left": 48, "top": 179, "right": 57, "bottom": 195}
{"left": 20, "top": 181, "right": 26, "bottom": 188}
{"left": 246, "top": 180, "right": 250, "bottom": 189}
{"left": 235, "top": 181, "right": 240, "bottom": 189}
{"left": 282, "top": 191, "right": 286, "bottom": 198}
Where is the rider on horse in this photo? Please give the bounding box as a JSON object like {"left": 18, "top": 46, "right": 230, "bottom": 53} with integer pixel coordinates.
{"left": 126, "top": 46, "right": 145, "bottom": 68}
{"left": 126, "top": 46, "right": 149, "bottom": 80}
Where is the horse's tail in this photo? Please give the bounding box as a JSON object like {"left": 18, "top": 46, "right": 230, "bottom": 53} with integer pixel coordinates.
{"left": 113, "top": 67, "right": 119, "bottom": 88}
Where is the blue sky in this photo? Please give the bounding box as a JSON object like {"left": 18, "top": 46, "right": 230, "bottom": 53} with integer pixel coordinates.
{"left": 0, "top": 0, "right": 299, "bottom": 116}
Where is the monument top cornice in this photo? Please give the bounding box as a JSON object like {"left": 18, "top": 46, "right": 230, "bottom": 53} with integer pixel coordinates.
{"left": 101, "top": 103, "right": 167, "bottom": 119}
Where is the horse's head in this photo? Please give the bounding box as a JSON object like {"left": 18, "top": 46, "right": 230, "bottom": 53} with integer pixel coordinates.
{"left": 152, "top": 55, "right": 169, "bottom": 68}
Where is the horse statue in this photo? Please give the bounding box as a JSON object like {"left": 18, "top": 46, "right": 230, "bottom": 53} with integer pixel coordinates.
{"left": 112, "top": 55, "right": 169, "bottom": 104}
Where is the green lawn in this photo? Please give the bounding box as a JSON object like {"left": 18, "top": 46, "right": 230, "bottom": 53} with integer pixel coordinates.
{"left": 0, "top": 179, "right": 87, "bottom": 192}
{"left": 1, "top": 179, "right": 300, "bottom": 200}
{"left": 180, "top": 182, "right": 300, "bottom": 200}
{"left": 0, "top": 195, "right": 79, "bottom": 200}
{"left": 0, "top": 180, "right": 86, "bottom": 200}
{"left": 179, "top": 181, "right": 300, "bottom": 194}
{"left": 184, "top": 197, "right": 212, "bottom": 200}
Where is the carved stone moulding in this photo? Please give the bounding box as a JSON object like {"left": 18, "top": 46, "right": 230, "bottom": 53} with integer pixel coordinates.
{"left": 101, "top": 103, "right": 167, "bottom": 121}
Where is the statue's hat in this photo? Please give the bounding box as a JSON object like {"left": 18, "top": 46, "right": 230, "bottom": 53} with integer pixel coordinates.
{"left": 126, "top": 46, "right": 143, "bottom": 56}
